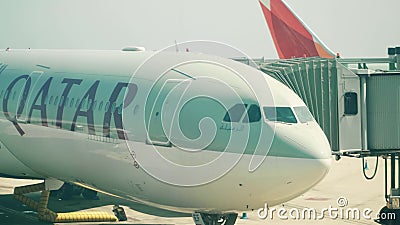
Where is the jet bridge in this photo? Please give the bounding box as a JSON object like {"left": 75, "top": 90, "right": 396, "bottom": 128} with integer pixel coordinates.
{"left": 255, "top": 47, "right": 400, "bottom": 217}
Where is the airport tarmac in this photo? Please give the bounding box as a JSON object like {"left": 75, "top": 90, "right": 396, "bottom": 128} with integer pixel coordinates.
{"left": 0, "top": 157, "right": 388, "bottom": 225}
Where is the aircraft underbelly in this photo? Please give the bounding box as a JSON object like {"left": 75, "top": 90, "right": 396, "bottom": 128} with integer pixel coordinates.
{"left": 0, "top": 119, "right": 328, "bottom": 213}
{"left": 0, "top": 138, "right": 43, "bottom": 178}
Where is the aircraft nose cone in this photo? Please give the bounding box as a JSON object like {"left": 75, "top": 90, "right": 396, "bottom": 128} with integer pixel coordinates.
{"left": 256, "top": 123, "right": 332, "bottom": 206}
{"left": 280, "top": 123, "right": 332, "bottom": 160}
{"left": 281, "top": 123, "right": 332, "bottom": 181}
{"left": 271, "top": 122, "right": 332, "bottom": 183}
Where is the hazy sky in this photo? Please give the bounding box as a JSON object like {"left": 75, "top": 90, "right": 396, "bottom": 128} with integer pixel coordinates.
{"left": 0, "top": 0, "right": 398, "bottom": 58}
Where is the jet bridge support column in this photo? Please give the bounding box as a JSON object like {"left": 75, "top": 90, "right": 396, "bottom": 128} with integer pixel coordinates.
{"left": 385, "top": 155, "right": 400, "bottom": 204}
{"left": 359, "top": 74, "right": 368, "bottom": 152}
{"left": 391, "top": 156, "right": 396, "bottom": 191}
{"left": 378, "top": 155, "right": 400, "bottom": 224}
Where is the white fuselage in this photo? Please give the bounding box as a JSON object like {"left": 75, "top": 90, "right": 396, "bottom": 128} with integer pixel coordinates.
{"left": 0, "top": 49, "right": 331, "bottom": 213}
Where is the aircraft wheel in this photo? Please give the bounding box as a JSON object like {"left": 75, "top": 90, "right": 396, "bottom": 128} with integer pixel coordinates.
{"left": 59, "top": 183, "right": 74, "bottom": 200}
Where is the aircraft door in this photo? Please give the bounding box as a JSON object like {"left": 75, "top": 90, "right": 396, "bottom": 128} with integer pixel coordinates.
{"left": 146, "top": 79, "right": 189, "bottom": 147}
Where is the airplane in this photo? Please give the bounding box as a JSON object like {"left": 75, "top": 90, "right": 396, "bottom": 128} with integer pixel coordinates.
{"left": 258, "top": 0, "right": 336, "bottom": 59}
{"left": 0, "top": 1, "right": 332, "bottom": 225}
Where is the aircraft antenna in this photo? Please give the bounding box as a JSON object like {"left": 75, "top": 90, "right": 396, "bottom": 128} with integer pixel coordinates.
{"left": 174, "top": 40, "right": 179, "bottom": 52}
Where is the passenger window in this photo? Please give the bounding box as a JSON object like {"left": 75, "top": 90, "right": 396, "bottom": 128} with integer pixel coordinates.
{"left": 49, "top": 96, "right": 54, "bottom": 105}
{"left": 87, "top": 99, "right": 92, "bottom": 110}
{"left": 12, "top": 91, "right": 16, "bottom": 100}
{"left": 293, "top": 106, "right": 314, "bottom": 123}
{"left": 118, "top": 104, "right": 123, "bottom": 114}
{"left": 105, "top": 102, "right": 110, "bottom": 112}
{"left": 75, "top": 99, "right": 80, "bottom": 108}
{"left": 242, "top": 104, "right": 261, "bottom": 123}
{"left": 93, "top": 100, "right": 97, "bottom": 110}
{"left": 81, "top": 99, "right": 87, "bottom": 109}
{"left": 98, "top": 101, "right": 104, "bottom": 111}
{"left": 70, "top": 98, "right": 75, "bottom": 108}
{"left": 223, "top": 104, "right": 248, "bottom": 122}
{"left": 264, "top": 107, "right": 297, "bottom": 123}
{"left": 59, "top": 96, "right": 64, "bottom": 107}
{"left": 111, "top": 102, "right": 116, "bottom": 112}
{"left": 54, "top": 96, "right": 59, "bottom": 106}
{"left": 4, "top": 90, "right": 9, "bottom": 100}
{"left": 344, "top": 92, "right": 358, "bottom": 115}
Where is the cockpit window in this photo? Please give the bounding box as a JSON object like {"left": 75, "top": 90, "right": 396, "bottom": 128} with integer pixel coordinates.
{"left": 223, "top": 104, "right": 248, "bottom": 122}
{"left": 293, "top": 106, "right": 314, "bottom": 123}
{"left": 242, "top": 104, "right": 261, "bottom": 123}
{"left": 263, "top": 107, "right": 297, "bottom": 123}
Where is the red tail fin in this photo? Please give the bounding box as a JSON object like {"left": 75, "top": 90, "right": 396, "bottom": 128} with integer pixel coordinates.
{"left": 259, "top": 0, "right": 335, "bottom": 59}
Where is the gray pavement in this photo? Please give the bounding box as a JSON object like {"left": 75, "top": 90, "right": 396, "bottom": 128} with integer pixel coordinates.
{"left": 0, "top": 157, "right": 387, "bottom": 225}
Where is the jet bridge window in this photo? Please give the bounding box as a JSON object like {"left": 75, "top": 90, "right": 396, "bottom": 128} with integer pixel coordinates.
{"left": 263, "top": 107, "right": 297, "bottom": 123}
{"left": 344, "top": 92, "right": 358, "bottom": 115}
